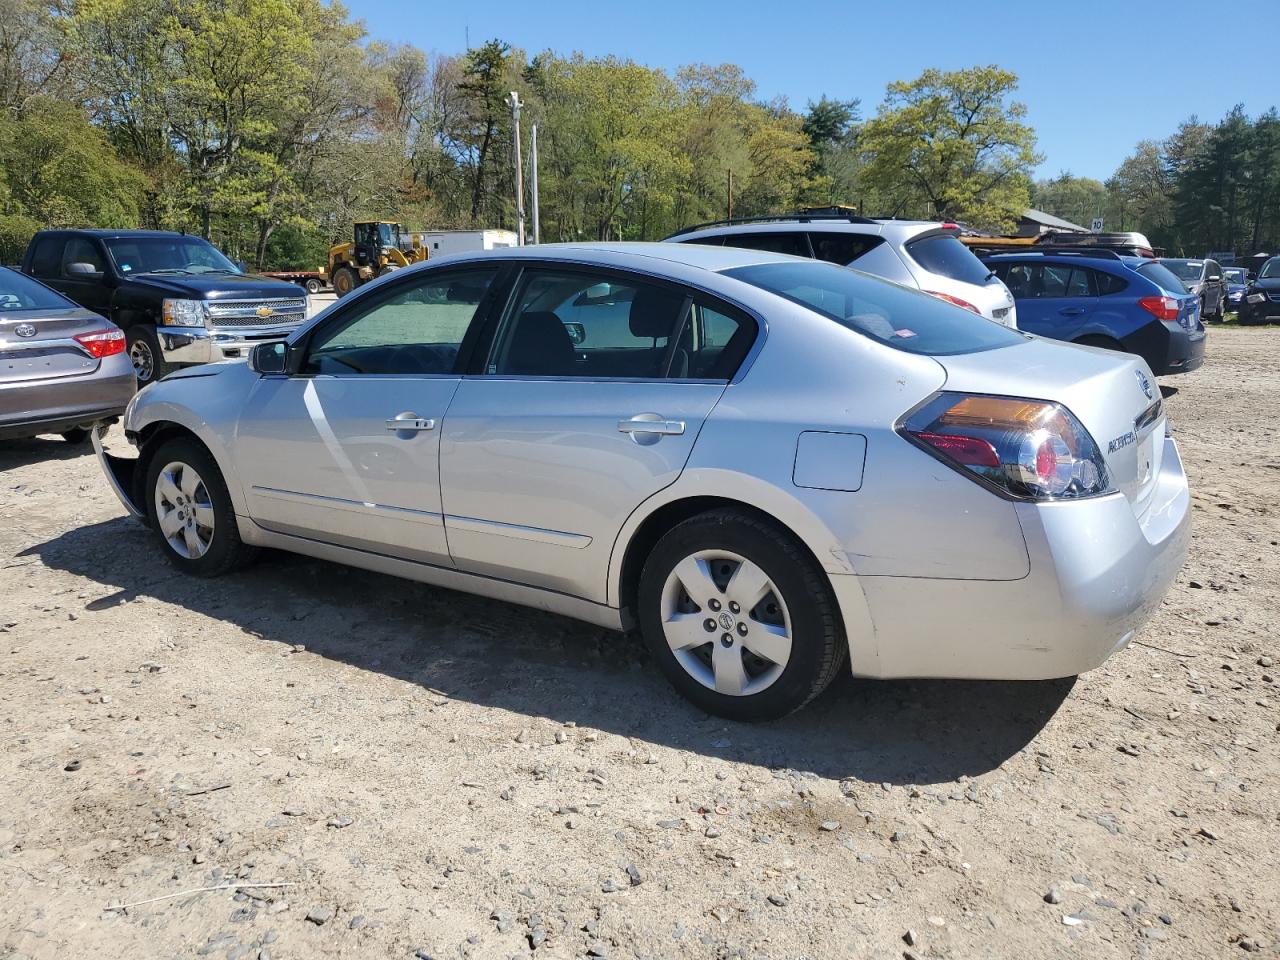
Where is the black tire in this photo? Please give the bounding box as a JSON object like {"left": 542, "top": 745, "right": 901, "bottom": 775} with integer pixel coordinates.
{"left": 60, "top": 428, "right": 91, "bottom": 443}
{"left": 126, "top": 325, "right": 173, "bottom": 386}
{"left": 304, "top": 277, "right": 322, "bottom": 294}
{"left": 637, "top": 509, "right": 846, "bottom": 721}
{"left": 332, "top": 267, "right": 358, "bottom": 298}
{"left": 144, "top": 437, "right": 257, "bottom": 577}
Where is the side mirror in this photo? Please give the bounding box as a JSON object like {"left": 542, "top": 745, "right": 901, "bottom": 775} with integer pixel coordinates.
{"left": 66, "top": 262, "right": 103, "bottom": 279}
{"left": 249, "top": 341, "right": 287, "bottom": 374}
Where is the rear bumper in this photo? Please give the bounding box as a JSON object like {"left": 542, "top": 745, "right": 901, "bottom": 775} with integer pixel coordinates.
{"left": 842, "top": 434, "right": 1190, "bottom": 680}
{"left": 158, "top": 324, "right": 298, "bottom": 365}
{"left": 1120, "top": 319, "right": 1205, "bottom": 376}
{"left": 0, "top": 361, "right": 135, "bottom": 440}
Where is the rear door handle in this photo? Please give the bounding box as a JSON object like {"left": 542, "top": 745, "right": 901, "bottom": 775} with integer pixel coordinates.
{"left": 386, "top": 412, "right": 436, "bottom": 433}
{"left": 618, "top": 415, "right": 685, "bottom": 436}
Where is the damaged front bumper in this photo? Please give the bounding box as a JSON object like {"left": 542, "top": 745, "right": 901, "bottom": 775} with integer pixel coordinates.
{"left": 92, "top": 423, "right": 145, "bottom": 520}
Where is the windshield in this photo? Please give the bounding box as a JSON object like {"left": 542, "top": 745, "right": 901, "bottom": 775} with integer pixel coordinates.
{"left": 724, "top": 260, "right": 1023, "bottom": 356}
{"left": 377, "top": 223, "right": 399, "bottom": 247}
{"left": 904, "top": 234, "right": 995, "bottom": 285}
{"left": 0, "top": 268, "right": 74, "bottom": 311}
{"left": 1261, "top": 259, "right": 1280, "bottom": 279}
{"left": 1224, "top": 268, "right": 1247, "bottom": 284}
{"left": 103, "top": 236, "right": 240, "bottom": 275}
{"left": 1136, "top": 262, "right": 1189, "bottom": 294}
{"left": 1161, "top": 259, "right": 1204, "bottom": 281}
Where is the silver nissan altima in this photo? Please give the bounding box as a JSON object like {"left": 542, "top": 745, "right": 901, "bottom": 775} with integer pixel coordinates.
{"left": 95, "top": 243, "right": 1190, "bottom": 720}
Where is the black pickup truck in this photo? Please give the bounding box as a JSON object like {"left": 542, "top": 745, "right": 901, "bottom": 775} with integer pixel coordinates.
{"left": 21, "top": 229, "right": 309, "bottom": 385}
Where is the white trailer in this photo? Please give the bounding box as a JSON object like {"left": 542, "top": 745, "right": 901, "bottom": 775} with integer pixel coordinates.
{"left": 415, "top": 230, "right": 518, "bottom": 259}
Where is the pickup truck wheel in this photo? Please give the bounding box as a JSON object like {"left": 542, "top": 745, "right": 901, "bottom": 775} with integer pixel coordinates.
{"left": 127, "top": 326, "right": 172, "bottom": 385}
{"left": 145, "top": 438, "right": 257, "bottom": 576}
{"left": 332, "top": 267, "right": 358, "bottom": 298}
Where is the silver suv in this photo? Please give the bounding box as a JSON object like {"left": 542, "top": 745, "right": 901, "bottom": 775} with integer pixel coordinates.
{"left": 666, "top": 215, "right": 1018, "bottom": 327}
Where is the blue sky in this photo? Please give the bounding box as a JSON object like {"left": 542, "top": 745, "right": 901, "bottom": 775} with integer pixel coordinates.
{"left": 352, "top": 0, "right": 1272, "bottom": 183}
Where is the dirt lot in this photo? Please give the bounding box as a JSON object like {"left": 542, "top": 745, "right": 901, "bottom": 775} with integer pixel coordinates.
{"left": 1, "top": 327, "right": 1278, "bottom": 960}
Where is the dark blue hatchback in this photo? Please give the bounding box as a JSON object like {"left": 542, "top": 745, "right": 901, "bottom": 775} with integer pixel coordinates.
{"left": 984, "top": 251, "right": 1206, "bottom": 375}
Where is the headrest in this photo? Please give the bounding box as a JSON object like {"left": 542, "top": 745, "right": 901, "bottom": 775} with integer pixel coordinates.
{"left": 628, "top": 286, "right": 684, "bottom": 339}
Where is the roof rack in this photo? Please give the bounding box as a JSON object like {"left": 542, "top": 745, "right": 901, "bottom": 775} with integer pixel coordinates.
{"left": 664, "top": 211, "right": 878, "bottom": 239}
{"left": 982, "top": 246, "right": 1124, "bottom": 261}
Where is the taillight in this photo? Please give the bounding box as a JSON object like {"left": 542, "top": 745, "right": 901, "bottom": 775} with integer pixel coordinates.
{"left": 74, "top": 328, "right": 126, "bottom": 358}
{"left": 1138, "top": 295, "right": 1180, "bottom": 321}
{"left": 900, "top": 393, "right": 1113, "bottom": 501}
{"left": 925, "top": 290, "right": 981, "bottom": 314}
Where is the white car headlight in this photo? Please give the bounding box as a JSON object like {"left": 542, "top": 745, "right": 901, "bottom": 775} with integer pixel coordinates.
{"left": 161, "top": 298, "right": 208, "bottom": 326}
{"left": 1247, "top": 292, "right": 1267, "bottom": 304}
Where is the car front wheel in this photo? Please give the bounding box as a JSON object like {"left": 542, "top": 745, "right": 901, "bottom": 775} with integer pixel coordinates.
{"left": 144, "top": 438, "right": 257, "bottom": 576}
{"left": 637, "top": 510, "right": 846, "bottom": 721}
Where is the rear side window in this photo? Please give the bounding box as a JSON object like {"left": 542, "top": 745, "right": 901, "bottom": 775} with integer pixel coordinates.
{"left": 1136, "top": 262, "right": 1188, "bottom": 294}
{"left": 905, "top": 234, "right": 993, "bottom": 285}
{"left": 1095, "top": 270, "right": 1129, "bottom": 295}
{"left": 999, "top": 263, "right": 1092, "bottom": 298}
{"left": 62, "top": 238, "right": 106, "bottom": 276}
{"left": 725, "top": 260, "right": 1023, "bottom": 356}
{"left": 810, "top": 233, "right": 883, "bottom": 266}
{"left": 27, "top": 236, "right": 63, "bottom": 278}
{"left": 718, "top": 232, "right": 810, "bottom": 258}
{"left": 669, "top": 301, "right": 757, "bottom": 380}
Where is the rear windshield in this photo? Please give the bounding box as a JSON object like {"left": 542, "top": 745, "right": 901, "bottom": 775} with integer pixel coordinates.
{"left": 0, "top": 269, "right": 72, "bottom": 311}
{"left": 904, "top": 234, "right": 994, "bottom": 285}
{"left": 724, "top": 260, "right": 1024, "bottom": 356}
{"left": 1136, "top": 262, "right": 1189, "bottom": 294}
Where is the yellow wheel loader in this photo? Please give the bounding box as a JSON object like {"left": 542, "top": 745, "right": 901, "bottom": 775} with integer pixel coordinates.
{"left": 327, "top": 222, "right": 426, "bottom": 297}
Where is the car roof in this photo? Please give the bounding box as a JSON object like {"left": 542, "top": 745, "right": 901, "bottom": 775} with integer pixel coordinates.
{"left": 668, "top": 219, "right": 944, "bottom": 242}
{"left": 429, "top": 241, "right": 800, "bottom": 273}
{"left": 984, "top": 252, "right": 1124, "bottom": 269}
{"left": 35, "top": 228, "right": 193, "bottom": 240}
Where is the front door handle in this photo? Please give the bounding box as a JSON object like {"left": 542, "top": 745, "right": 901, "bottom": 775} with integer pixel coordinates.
{"left": 386, "top": 412, "right": 436, "bottom": 433}
{"left": 618, "top": 414, "right": 685, "bottom": 437}
{"left": 1058, "top": 307, "right": 1086, "bottom": 317}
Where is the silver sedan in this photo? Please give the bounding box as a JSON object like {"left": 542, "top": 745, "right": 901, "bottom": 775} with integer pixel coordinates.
{"left": 95, "top": 243, "right": 1190, "bottom": 720}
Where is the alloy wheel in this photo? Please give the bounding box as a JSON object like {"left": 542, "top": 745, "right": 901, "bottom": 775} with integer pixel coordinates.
{"left": 660, "top": 550, "right": 792, "bottom": 696}
{"left": 130, "top": 339, "right": 155, "bottom": 381}
{"left": 153, "top": 460, "right": 215, "bottom": 559}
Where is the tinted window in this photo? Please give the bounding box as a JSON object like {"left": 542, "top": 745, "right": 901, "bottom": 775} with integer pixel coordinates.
{"left": 1000, "top": 263, "right": 1092, "bottom": 298}
{"left": 1095, "top": 270, "right": 1129, "bottom": 295}
{"left": 304, "top": 268, "right": 496, "bottom": 375}
{"left": 726, "top": 260, "right": 1023, "bottom": 356}
{"left": 1224, "top": 268, "right": 1247, "bottom": 283}
{"left": 846, "top": 241, "right": 915, "bottom": 284}
{"left": 27, "top": 236, "right": 63, "bottom": 278}
{"left": 718, "top": 232, "right": 810, "bottom": 258}
{"left": 62, "top": 238, "right": 106, "bottom": 276}
{"left": 668, "top": 301, "right": 757, "bottom": 380}
{"left": 810, "top": 233, "right": 883, "bottom": 266}
{"left": 904, "top": 234, "right": 993, "bottom": 285}
{"left": 491, "top": 270, "right": 688, "bottom": 378}
{"left": 1262, "top": 259, "right": 1280, "bottom": 279}
{"left": 0, "top": 268, "right": 73, "bottom": 311}
{"left": 104, "top": 236, "right": 238, "bottom": 275}
{"left": 1136, "top": 262, "right": 1189, "bottom": 294}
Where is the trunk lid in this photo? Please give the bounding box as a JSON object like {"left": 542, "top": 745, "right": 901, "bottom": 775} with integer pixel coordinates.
{"left": 0, "top": 307, "right": 107, "bottom": 384}
{"left": 936, "top": 338, "right": 1165, "bottom": 517}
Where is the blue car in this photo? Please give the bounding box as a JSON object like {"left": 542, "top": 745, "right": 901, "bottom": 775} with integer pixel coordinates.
{"left": 984, "top": 251, "right": 1205, "bottom": 375}
{"left": 1223, "top": 266, "right": 1250, "bottom": 314}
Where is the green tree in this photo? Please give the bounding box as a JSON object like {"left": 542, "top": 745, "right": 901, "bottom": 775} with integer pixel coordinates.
{"left": 858, "top": 65, "right": 1040, "bottom": 230}
{"left": 1031, "top": 173, "right": 1106, "bottom": 229}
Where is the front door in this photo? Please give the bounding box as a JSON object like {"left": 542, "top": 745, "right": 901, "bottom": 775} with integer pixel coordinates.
{"left": 234, "top": 266, "right": 501, "bottom": 565}
{"left": 439, "top": 266, "right": 758, "bottom": 603}
{"left": 1001, "top": 262, "right": 1094, "bottom": 339}
{"left": 54, "top": 237, "right": 114, "bottom": 317}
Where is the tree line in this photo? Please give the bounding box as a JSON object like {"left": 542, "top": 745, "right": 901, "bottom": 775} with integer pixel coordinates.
{"left": 1, "top": 0, "right": 1271, "bottom": 269}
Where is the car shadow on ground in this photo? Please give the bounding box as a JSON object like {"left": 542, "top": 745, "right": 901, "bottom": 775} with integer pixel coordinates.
{"left": 25, "top": 518, "right": 1074, "bottom": 785}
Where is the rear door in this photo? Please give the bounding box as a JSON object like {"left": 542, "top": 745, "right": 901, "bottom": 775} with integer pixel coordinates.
{"left": 1001, "top": 262, "right": 1094, "bottom": 340}
{"left": 438, "top": 265, "right": 757, "bottom": 602}
{"left": 234, "top": 265, "right": 502, "bottom": 565}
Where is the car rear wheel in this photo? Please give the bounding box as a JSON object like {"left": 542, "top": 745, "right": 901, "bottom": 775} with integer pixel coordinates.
{"left": 637, "top": 510, "right": 846, "bottom": 721}
{"left": 60, "top": 428, "right": 91, "bottom": 443}
{"left": 144, "top": 438, "right": 257, "bottom": 576}
{"left": 126, "top": 326, "right": 172, "bottom": 385}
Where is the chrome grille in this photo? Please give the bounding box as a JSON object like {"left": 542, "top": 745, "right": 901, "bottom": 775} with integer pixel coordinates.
{"left": 206, "top": 297, "right": 306, "bottom": 329}
{"left": 1268, "top": 292, "right": 1280, "bottom": 303}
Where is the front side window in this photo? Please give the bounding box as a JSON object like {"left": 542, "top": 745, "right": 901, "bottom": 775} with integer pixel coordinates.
{"left": 304, "top": 268, "right": 497, "bottom": 375}
{"left": 490, "top": 270, "right": 688, "bottom": 378}
{"left": 725, "top": 259, "right": 1023, "bottom": 356}
{"left": 62, "top": 238, "right": 106, "bottom": 276}
{"left": 904, "top": 234, "right": 994, "bottom": 285}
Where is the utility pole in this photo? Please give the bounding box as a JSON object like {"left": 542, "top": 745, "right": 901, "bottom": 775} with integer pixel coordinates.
{"left": 530, "top": 123, "right": 541, "bottom": 244}
{"left": 506, "top": 91, "right": 526, "bottom": 245}
{"left": 727, "top": 169, "right": 734, "bottom": 220}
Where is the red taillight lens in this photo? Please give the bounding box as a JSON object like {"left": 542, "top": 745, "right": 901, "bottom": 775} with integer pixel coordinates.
{"left": 1137, "top": 295, "right": 1180, "bottom": 321}
{"left": 74, "top": 328, "right": 126, "bottom": 358}
{"left": 925, "top": 290, "right": 981, "bottom": 314}
{"left": 901, "top": 393, "right": 1112, "bottom": 501}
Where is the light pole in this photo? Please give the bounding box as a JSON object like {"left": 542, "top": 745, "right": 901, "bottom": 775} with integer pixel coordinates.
{"left": 506, "top": 91, "right": 526, "bottom": 246}
{"left": 530, "top": 123, "right": 541, "bottom": 245}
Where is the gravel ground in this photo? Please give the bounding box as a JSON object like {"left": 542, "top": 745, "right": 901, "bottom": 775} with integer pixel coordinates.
{"left": 1, "top": 327, "right": 1277, "bottom": 960}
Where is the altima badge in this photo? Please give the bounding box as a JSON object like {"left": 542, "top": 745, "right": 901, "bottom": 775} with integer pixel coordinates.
{"left": 13, "top": 323, "right": 37, "bottom": 337}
